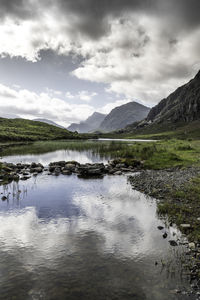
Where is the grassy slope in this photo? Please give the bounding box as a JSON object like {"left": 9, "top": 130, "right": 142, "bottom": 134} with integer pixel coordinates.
{"left": 0, "top": 118, "right": 84, "bottom": 141}
{"left": 99, "top": 120, "right": 200, "bottom": 140}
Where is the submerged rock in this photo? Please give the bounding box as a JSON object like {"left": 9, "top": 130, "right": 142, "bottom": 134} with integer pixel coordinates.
{"left": 157, "top": 226, "right": 164, "bottom": 230}
{"left": 169, "top": 240, "right": 178, "bottom": 246}
{"left": 163, "top": 232, "right": 168, "bottom": 239}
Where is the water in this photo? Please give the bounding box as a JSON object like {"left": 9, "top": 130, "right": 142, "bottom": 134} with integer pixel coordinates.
{"left": 0, "top": 141, "right": 194, "bottom": 299}
{"left": 0, "top": 138, "right": 157, "bottom": 165}
{"left": 98, "top": 138, "right": 158, "bottom": 142}
{"left": 0, "top": 173, "right": 194, "bottom": 299}
{"left": 1, "top": 149, "right": 107, "bottom": 165}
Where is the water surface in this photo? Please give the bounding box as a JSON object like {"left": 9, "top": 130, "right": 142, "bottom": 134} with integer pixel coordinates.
{"left": 0, "top": 173, "right": 193, "bottom": 300}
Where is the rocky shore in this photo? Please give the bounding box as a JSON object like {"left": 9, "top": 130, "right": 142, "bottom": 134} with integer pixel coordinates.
{"left": 129, "top": 167, "right": 200, "bottom": 294}
{"left": 129, "top": 167, "right": 200, "bottom": 199}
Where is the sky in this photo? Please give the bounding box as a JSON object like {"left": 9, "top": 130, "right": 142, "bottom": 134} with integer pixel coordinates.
{"left": 0, "top": 0, "right": 199, "bottom": 127}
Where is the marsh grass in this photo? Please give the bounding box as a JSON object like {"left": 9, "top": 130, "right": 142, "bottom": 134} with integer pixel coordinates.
{"left": 1, "top": 138, "right": 200, "bottom": 169}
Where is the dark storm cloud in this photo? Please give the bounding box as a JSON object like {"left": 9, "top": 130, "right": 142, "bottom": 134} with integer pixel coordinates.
{"left": 56, "top": 0, "right": 200, "bottom": 38}
{"left": 0, "top": 0, "right": 38, "bottom": 20}
{"left": 1, "top": 0, "right": 200, "bottom": 38}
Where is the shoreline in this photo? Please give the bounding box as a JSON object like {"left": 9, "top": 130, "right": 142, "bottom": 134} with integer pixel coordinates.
{"left": 129, "top": 167, "right": 200, "bottom": 290}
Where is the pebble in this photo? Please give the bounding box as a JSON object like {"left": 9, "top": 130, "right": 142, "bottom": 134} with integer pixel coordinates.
{"left": 189, "top": 242, "right": 195, "bottom": 249}
{"left": 180, "top": 224, "right": 191, "bottom": 228}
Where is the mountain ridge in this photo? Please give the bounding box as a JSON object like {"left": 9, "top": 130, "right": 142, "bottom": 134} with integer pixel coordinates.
{"left": 33, "top": 118, "right": 65, "bottom": 129}
{"left": 99, "top": 101, "right": 150, "bottom": 132}
{"left": 67, "top": 112, "right": 106, "bottom": 133}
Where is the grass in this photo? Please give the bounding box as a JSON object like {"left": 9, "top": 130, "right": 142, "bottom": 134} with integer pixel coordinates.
{"left": 0, "top": 117, "right": 92, "bottom": 141}
{"left": 1, "top": 138, "right": 200, "bottom": 169}
{"left": 100, "top": 120, "right": 200, "bottom": 140}
{"left": 157, "top": 176, "right": 200, "bottom": 241}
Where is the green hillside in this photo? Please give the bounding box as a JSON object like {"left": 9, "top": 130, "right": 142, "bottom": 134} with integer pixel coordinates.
{"left": 0, "top": 118, "right": 80, "bottom": 141}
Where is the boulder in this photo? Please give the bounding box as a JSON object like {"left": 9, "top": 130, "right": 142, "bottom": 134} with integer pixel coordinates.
{"left": 77, "top": 163, "right": 105, "bottom": 177}
{"left": 65, "top": 163, "right": 76, "bottom": 171}
{"left": 62, "top": 170, "right": 72, "bottom": 175}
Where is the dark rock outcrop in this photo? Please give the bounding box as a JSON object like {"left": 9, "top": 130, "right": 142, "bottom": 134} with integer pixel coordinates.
{"left": 146, "top": 71, "right": 200, "bottom": 124}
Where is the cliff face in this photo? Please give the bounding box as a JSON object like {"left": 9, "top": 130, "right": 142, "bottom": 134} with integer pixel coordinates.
{"left": 147, "top": 71, "right": 200, "bottom": 124}
{"left": 99, "top": 101, "right": 150, "bottom": 132}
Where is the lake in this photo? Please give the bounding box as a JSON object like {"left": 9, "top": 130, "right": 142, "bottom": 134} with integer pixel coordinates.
{"left": 0, "top": 140, "right": 194, "bottom": 299}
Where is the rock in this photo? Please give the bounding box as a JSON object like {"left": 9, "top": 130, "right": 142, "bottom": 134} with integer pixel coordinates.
{"left": 13, "top": 174, "right": 20, "bottom": 181}
{"left": 30, "top": 166, "right": 43, "bottom": 173}
{"left": 65, "top": 163, "right": 76, "bottom": 171}
{"left": 121, "top": 167, "right": 132, "bottom": 172}
{"left": 169, "top": 240, "right": 178, "bottom": 246}
{"left": 157, "top": 226, "right": 164, "bottom": 230}
{"left": 23, "top": 172, "right": 29, "bottom": 176}
{"left": 114, "top": 171, "right": 122, "bottom": 175}
{"left": 62, "top": 170, "right": 72, "bottom": 175}
{"left": 30, "top": 162, "right": 37, "bottom": 169}
{"left": 54, "top": 168, "right": 61, "bottom": 176}
{"left": 115, "top": 163, "right": 126, "bottom": 168}
{"left": 34, "top": 167, "right": 43, "bottom": 173}
{"left": 50, "top": 161, "right": 65, "bottom": 167}
{"left": 180, "top": 224, "right": 191, "bottom": 229}
{"left": 163, "top": 232, "right": 168, "bottom": 239}
{"left": 20, "top": 176, "right": 31, "bottom": 181}
{"left": 2, "top": 165, "right": 12, "bottom": 172}
{"left": 189, "top": 242, "right": 195, "bottom": 249}
{"left": 49, "top": 166, "right": 55, "bottom": 172}
{"left": 77, "top": 163, "right": 105, "bottom": 177}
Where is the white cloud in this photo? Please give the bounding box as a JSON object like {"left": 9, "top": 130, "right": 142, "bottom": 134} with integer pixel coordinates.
{"left": 78, "top": 90, "right": 97, "bottom": 102}
{"left": 0, "top": 7, "right": 199, "bottom": 107}
{"left": 0, "top": 84, "right": 95, "bottom": 127}
{"left": 65, "top": 90, "right": 97, "bottom": 102}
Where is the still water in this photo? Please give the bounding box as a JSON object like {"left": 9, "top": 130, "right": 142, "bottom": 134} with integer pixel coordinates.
{"left": 0, "top": 173, "right": 194, "bottom": 300}
{"left": 0, "top": 142, "right": 194, "bottom": 299}
{"left": 1, "top": 149, "right": 107, "bottom": 165}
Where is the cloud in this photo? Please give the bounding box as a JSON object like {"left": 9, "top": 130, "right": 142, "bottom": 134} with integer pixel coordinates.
{"left": 0, "top": 0, "right": 200, "bottom": 106}
{"left": 65, "top": 90, "right": 97, "bottom": 102}
{"left": 0, "top": 84, "right": 95, "bottom": 126}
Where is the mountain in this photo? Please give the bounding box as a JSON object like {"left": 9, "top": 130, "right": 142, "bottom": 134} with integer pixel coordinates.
{"left": 67, "top": 112, "right": 106, "bottom": 133}
{"left": 33, "top": 118, "right": 65, "bottom": 129}
{"left": 0, "top": 118, "right": 79, "bottom": 142}
{"left": 123, "top": 70, "right": 200, "bottom": 139}
{"left": 99, "top": 101, "right": 150, "bottom": 132}
{"left": 145, "top": 70, "right": 200, "bottom": 125}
